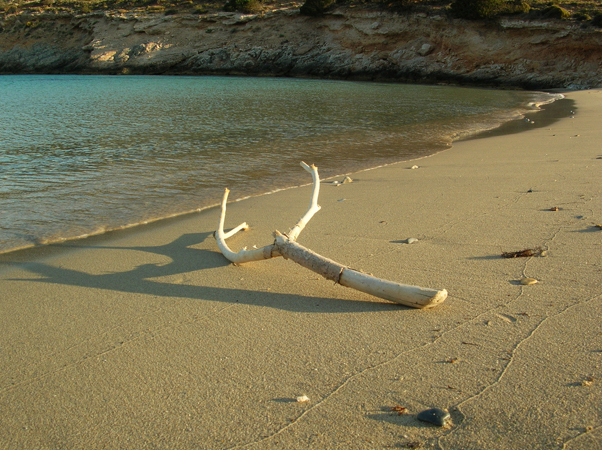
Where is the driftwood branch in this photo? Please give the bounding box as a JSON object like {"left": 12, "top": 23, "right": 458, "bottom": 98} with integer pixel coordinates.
{"left": 287, "top": 161, "right": 321, "bottom": 241}
{"left": 216, "top": 162, "right": 447, "bottom": 309}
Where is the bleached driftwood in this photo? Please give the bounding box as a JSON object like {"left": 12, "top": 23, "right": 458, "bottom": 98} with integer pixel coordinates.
{"left": 216, "top": 162, "right": 447, "bottom": 309}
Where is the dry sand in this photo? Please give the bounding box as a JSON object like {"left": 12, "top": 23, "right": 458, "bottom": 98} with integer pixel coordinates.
{"left": 0, "top": 89, "right": 601, "bottom": 449}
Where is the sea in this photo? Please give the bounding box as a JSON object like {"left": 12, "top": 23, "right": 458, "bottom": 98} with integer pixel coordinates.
{"left": 0, "top": 75, "right": 564, "bottom": 254}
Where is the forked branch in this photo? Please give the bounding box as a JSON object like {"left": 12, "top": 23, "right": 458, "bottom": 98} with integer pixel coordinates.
{"left": 287, "top": 161, "right": 321, "bottom": 241}
{"left": 215, "top": 162, "right": 447, "bottom": 309}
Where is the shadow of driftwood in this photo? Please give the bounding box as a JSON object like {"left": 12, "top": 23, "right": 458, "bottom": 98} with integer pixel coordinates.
{"left": 64, "top": 231, "right": 230, "bottom": 276}
{"left": 5, "top": 231, "right": 405, "bottom": 314}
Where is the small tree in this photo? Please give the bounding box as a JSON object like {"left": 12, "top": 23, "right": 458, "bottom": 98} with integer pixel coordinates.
{"left": 223, "top": 0, "right": 263, "bottom": 13}
{"left": 299, "top": 0, "right": 334, "bottom": 16}
{"left": 500, "top": 0, "right": 530, "bottom": 15}
{"left": 450, "top": 0, "right": 503, "bottom": 19}
{"left": 541, "top": 4, "right": 571, "bottom": 19}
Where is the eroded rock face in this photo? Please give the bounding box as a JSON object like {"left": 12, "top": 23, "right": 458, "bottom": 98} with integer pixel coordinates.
{"left": 1, "top": 7, "right": 601, "bottom": 89}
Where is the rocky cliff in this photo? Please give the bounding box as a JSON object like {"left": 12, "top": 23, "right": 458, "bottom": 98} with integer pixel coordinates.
{"left": 1, "top": 6, "right": 601, "bottom": 89}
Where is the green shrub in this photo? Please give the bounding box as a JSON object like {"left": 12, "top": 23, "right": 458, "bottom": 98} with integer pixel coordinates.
{"left": 541, "top": 4, "right": 570, "bottom": 19}
{"left": 592, "top": 13, "right": 602, "bottom": 27}
{"left": 501, "top": 0, "right": 530, "bottom": 14}
{"left": 450, "top": 0, "right": 503, "bottom": 19}
{"left": 2, "top": 2, "right": 19, "bottom": 13}
{"left": 385, "top": 0, "right": 414, "bottom": 8}
{"left": 223, "top": 0, "right": 262, "bottom": 13}
{"left": 573, "top": 11, "right": 591, "bottom": 21}
{"left": 300, "top": 0, "right": 334, "bottom": 16}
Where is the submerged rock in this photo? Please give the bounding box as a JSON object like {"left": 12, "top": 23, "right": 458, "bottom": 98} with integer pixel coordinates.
{"left": 417, "top": 408, "right": 451, "bottom": 427}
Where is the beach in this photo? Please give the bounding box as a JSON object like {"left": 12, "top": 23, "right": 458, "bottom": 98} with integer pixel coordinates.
{"left": 0, "top": 88, "right": 600, "bottom": 449}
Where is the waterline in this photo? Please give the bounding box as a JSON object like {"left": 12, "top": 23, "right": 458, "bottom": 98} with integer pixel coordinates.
{"left": 0, "top": 75, "right": 562, "bottom": 254}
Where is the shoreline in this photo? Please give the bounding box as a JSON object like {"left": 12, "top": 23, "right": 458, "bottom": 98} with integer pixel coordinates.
{"left": 0, "top": 89, "right": 600, "bottom": 449}
{"left": 0, "top": 85, "right": 564, "bottom": 257}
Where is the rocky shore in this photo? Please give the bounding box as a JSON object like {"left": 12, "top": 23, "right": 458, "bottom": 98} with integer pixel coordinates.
{"left": 1, "top": 5, "right": 602, "bottom": 89}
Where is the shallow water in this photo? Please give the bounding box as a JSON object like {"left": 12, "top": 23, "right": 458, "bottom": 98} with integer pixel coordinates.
{"left": 0, "top": 75, "right": 560, "bottom": 253}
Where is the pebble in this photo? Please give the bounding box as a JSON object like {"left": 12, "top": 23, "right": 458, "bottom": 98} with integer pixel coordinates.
{"left": 406, "top": 238, "right": 419, "bottom": 244}
{"left": 581, "top": 376, "right": 595, "bottom": 387}
{"left": 417, "top": 408, "right": 451, "bottom": 427}
{"left": 521, "top": 277, "right": 538, "bottom": 285}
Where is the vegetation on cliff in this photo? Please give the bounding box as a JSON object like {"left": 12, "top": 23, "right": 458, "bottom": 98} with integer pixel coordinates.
{"left": 1, "top": 0, "right": 601, "bottom": 24}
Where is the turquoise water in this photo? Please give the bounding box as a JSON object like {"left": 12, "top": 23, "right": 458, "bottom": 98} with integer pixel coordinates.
{"left": 0, "top": 75, "right": 559, "bottom": 253}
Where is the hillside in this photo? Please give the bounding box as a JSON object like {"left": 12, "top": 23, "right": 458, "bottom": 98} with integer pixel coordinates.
{"left": 1, "top": 1, "right": 602, "bottom": 88}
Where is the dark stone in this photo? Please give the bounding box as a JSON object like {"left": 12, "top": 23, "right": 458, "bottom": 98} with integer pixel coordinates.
{"left": 417, "top": 408, "right": 450, "bottom": 426}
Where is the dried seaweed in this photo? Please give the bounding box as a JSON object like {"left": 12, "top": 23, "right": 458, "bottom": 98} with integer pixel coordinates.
{"left": 391, "top": 405, "right": 408, "bottom": 415}
{"left": 501, "top": 247, "right": 543, "bottom": 258}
